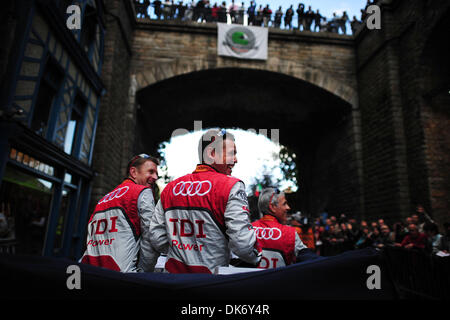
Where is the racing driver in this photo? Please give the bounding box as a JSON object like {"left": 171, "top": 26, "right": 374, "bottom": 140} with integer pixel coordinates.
{"left": 149, "top": 129, "right": 262, "bottom": 273}
{"left": 252, "top": 187, "right": 321, "bottom": 269}
{"left": 81, "top": 154, "right": 160, "bottom": 272}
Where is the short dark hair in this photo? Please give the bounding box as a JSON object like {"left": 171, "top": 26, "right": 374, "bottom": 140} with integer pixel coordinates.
{"left": 198, "top": 129, "right": 235, "bottom": 163}
{"left": 126, "top": 153, "right": 159, "bottom": 176}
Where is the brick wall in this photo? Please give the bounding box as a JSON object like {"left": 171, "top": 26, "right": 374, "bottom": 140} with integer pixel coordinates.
{"left": 355, "top": 0, "right": 450, "bottom": 227}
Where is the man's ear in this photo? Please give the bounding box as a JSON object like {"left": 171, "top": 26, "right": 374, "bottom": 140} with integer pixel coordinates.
{"left": 203, "top": 146, "right": 215, "bottom": 165}
{"left": 129, "top": 166, "right": 138, "bottom": 179}
{"left": 268, "top": 201, "right": 276, "bottom": 213}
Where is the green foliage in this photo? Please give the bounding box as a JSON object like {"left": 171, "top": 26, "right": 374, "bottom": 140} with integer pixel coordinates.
{"left": 279, "top": 145, "right": 299, "bottom": 187}
{"left": 157, "top": 142, "right": 171, "bottom": 184}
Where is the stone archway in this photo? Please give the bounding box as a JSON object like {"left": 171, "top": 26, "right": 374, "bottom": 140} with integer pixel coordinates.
{"left": 131, "top": 62, "right": 358, "bottom": 109}
{"left": 133, "top": 67, "right": 364, "bottom": 217}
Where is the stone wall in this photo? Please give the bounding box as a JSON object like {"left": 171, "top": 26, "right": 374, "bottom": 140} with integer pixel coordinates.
{"left": 130, "top": 21, "right": 358, "bottom": 106}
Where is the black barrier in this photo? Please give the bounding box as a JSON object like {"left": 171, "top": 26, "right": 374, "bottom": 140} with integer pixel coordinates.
{"left": 0, "top": 248, "right": 398, "bottom": 300}
{"left": 382, "top": 246, "right": 450, "bottom": 299}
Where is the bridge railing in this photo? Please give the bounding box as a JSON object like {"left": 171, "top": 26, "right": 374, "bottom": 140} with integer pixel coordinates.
{"left": 131, "top": 0, "right": 356, "bottom": 34}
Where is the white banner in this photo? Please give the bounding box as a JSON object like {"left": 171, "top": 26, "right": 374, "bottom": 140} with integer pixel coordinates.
{"left": 217, "top": 23, "right": 268, "bottom": 60}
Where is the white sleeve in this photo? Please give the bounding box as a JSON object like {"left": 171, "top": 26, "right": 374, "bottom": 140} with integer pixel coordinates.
{"left": 136, "top": 189, "right": 160, "bottom": 272}
{"left": 295, "top": 232, "right": 308, "bottom": 255}
{"left": 224, "top": 182, "right": 261, "bottom": 265}
{"left": 149, "top": 199, "right": 169, "bottom": 254}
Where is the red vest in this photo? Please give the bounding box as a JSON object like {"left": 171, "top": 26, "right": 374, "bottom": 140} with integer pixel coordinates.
{"left": 160, "top": 164, "right": 241, "bottom": 273}
{"left": 252, "top": 215, "right": 296, "bottom": 268}
{"left": 81, "top": 179, "right": 148, "bottom": 271}
{"left": 91, "top": 179, "right": 147, "bottom": 236}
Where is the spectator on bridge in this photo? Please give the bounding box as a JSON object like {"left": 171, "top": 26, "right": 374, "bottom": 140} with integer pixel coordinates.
{"left": 350, "top": 15, "right": 362, "bottom": 33}
{"left": 162, "top": 0, "right": 172, "bottom": 20}
{"left": 255, "top": 5, "right": 263, "bottom": 26}
{"left": 296, "top": 3, "right": 305, "bottom": 31}
{"left": 262, "top": 4, "right": 272, "bottom": 27}
{"left": 237, "top": 2, "right": 245, "bottom": 24}
{"left": 339, "top": 11, "right": 349, "bottom": 34}
{"left": 247, "top": 1, "right": 256, "bottom": 25}
{"left": 218, "top": 1, "right": 227, "bottom": 22}
{"left": 396, "top": 223, "right": 428, "bottom": 251}
{"left": 304, "top": 6, "right": 314, "bottom": 31}
{"left": 228, "top": 0, "right": 239, "bottom": 23}
{"left": 170, "top": 0, "right": 177, "bottom": 19}
{"left": 192, "top": 0, "right": 204, "bottom": 22}
{"left": 184, "top": 1, "right": 194, "bottom": 20}
{"left": 153, "top": 0, "right": 162, "bottom": 19}
{"left": 284, "top": 5, "right": 294, "bottom": 30}
{"left": 273, "top": 6, "right": 283, "bottom": 28}
{"left": 177, "top": 1, "right": 186, "bottom": 20}
{"left": 313, "top": 9, "right": 322, "bottom": 32}
{"left": 329, "top": 13, "right": 339, "bottom": 33}
{"left": 319, "top": 16, "right": 328, "bottom": 32}
{"left": 211, "top": 2, "right": 219, "bottom": 22}
{"left": 204, "top": 2, "right": 213, "bottom": 22}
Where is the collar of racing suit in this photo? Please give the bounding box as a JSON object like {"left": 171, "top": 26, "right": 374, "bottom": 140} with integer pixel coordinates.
{"left": 123, "top": 177, "right": 137, "bottom": 184}
{"left": 261, "top": 214, "right": 284, "bottom": 225}
{"left": 193, "top": 164, "right": 221, "bottom": 174}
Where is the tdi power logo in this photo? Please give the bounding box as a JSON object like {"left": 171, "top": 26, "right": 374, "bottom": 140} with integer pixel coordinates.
{"left": 224, "top": 27, "right": 257, "bottom": 55}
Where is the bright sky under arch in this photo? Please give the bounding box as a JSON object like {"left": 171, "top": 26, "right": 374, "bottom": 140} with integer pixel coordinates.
{"left": 157, "top": 129, "right": 298, "bottom": 194}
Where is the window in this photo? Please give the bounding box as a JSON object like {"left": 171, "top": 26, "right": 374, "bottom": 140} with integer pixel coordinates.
{"left": 0, "top": 165, "right": 54, "bottom": 255}
{"left": 64, "top": 93, "right": 87, "bottom": 155}
{"left": 31, "top": 56, "right": 63, "bottom": 137}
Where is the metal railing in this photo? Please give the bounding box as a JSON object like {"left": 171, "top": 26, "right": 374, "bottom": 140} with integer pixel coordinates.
{"left": 382, "top": 246, "right": 450, "bottom": 299}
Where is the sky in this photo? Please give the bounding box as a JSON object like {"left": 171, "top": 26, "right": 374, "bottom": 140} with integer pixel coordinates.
{"left": 158, "top": 129, "right": 296, "bottom": 194}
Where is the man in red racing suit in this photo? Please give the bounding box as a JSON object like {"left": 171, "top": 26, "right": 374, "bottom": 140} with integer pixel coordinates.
{"left": 149, "top": 129, "right": 261, "bottom": 273}
{"left": 81, "top": 154, "right": 160, "bottom": 272}
{"left": 252, "top": 188, "right": 320, "bottom": 269}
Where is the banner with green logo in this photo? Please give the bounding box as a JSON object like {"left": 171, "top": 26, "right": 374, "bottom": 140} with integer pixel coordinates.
{"left": 217, "top": 23, "right": 268, "bottom": 60}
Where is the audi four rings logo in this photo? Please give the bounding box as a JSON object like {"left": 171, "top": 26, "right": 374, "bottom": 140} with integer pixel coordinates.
{"left": 98, "top": 186, "right": 129, "bottom": 204}
{"left": 254, "top": 227, "right": 282, "bottom": 240}
{"left": 173, "top": 180, "right": 212, "bottom": 196}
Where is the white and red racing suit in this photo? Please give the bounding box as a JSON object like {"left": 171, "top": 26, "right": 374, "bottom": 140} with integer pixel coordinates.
{"left": 149, "top": 164, "right": 261, "bottom": 273}
{"left": 252, "top": 214, "right": 307, "bottom": 269}
{"left": 81, "top": 178, "right": 159, "bottom": 272}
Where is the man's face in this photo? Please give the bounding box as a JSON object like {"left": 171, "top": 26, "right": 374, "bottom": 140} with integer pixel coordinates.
{"left": 209, "top": 139, "right": 237, "bottom": 175}
{"left": 130, "top": 160, "right": 158, "bottom": 188}
{"left": 269, "top": 194, "right": 290, "bottom": 225}
{"left": 408, "top": 224, "right": 418, "bottom": 237}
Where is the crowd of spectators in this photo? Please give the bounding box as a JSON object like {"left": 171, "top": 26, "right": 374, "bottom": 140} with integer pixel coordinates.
{"left": 134, "top": 0, "right": 373, "bottom": 34}
{"left": 288, "top": 205, "right": 450, "bottom": 258}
